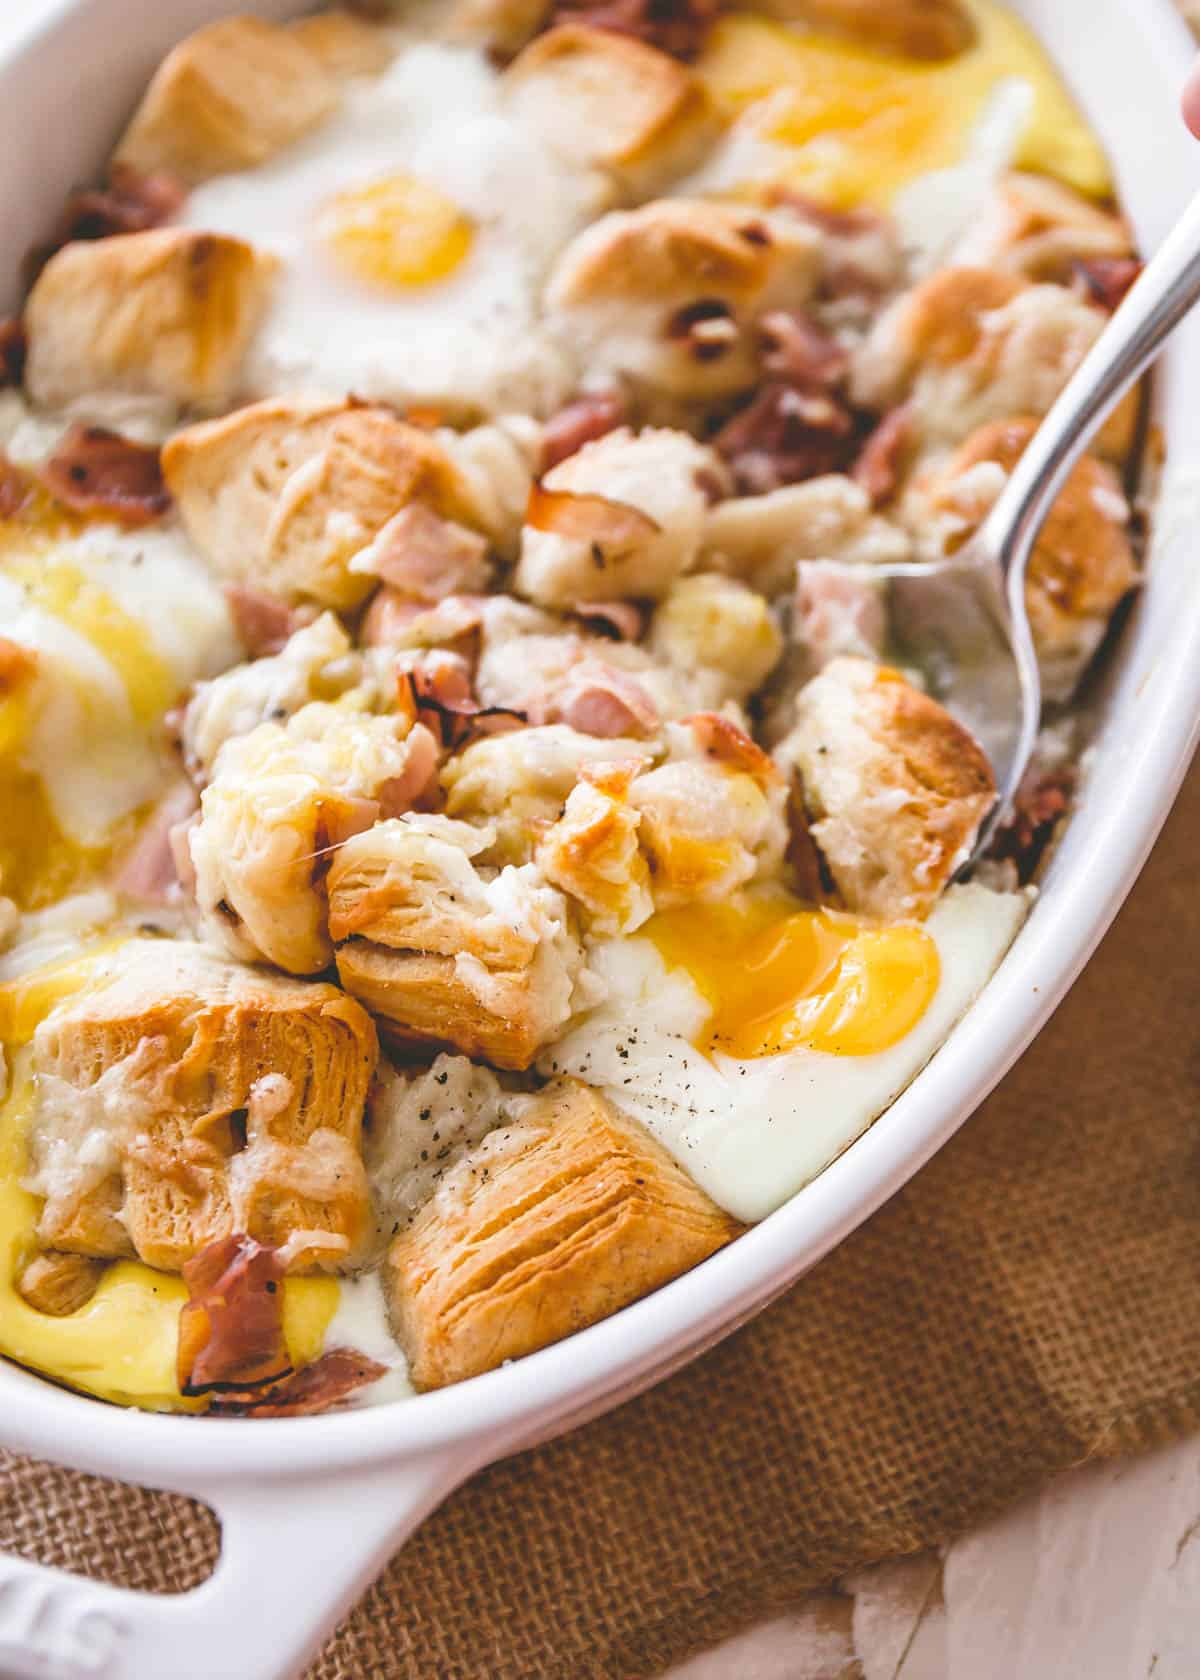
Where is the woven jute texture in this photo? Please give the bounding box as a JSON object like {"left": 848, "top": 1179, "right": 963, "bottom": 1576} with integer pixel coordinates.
{"left": 2, "top": 750, "right": 1196, "bottom": 1678}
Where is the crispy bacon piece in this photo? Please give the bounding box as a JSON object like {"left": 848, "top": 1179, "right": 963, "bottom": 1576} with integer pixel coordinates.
{"left": 397, "top": 658, "right": 526, "bottom": 752}
{"left": 361, "top": 588, "right": 489, "bottom": 652}
{"left": 758, "top": 310, "right": 848, "bottom": 388}
{"left": 177, "top": 1234, "right": 291, "bottom": 1396}
{"left": 526, "top": 480, "right": 660, "bottom": 548}
{"left": 113, "top": 779, "right": 199, "bottom": 902}
{"left": 713, "top": 381, "right": 859, "bottom": 495}
{"left": 551, "top": 663, "right": 659, "bottom": 738}
{"left": 0, "top": 455, "right": 33, "bottom": 520}
{"left": 570, "top": 599, "right": 646, "bottom": 642}
{"left": 988, "top": 764, "right": 1076, "bottom": 882}
{"left": 0, "top": 318, "right": 26, "bottom": 388}
{"left": 687, "top": 711, "right": 776, "bottom": 788}
{"left": 209, "top": 1348, "right": 389, "bottom": 1416}
{"left": 1074, "top": 257, "right": 1143, "bottom": 313}
{"left": 26, "top": 163, "right": 187, "bottom": 281}
{"left": 541, "top": 389, "right": 628, "bottom": 473}
{"left": 40, "top": 424, "right": 170, "bottom": 527}
{"left": 548, "top": 0, "right": 720, "bottom": 60}
{"left": 364, "top": 503, "right": 490, "bottom": 602}
{"left": 852, "top": 403, "right": 914, "bottom": 507}
{"left": 0, "top": 637, "right": 37, "bottom": 698}
{"left": 224, "top": 586, "right": 319, "bottom": 659}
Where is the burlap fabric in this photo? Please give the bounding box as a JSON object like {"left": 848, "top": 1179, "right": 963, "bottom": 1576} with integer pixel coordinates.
{"left": 0, "top": 749, "right": 1194, "bottom": 1677}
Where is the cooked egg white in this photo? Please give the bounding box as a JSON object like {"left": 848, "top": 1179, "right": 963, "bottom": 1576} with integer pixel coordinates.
{"left": 0, "top": 936, "right": 339, "bottom": 1412}
{"left": 541, "top": 883, "right": 1029, "bottom": 1223}
{"left": 696, "top": 0, "right": 1110, "bottom": 210}
{"left": 0, "top": 467, "right": 236, "bottom": 906}
{"left": 180, "top": 42, "right": 600, "bottom": 420}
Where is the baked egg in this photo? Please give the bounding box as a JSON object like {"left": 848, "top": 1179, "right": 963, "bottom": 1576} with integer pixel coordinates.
{"left": 180, "top": 41, "right": 596, "bottom": 419}
{"left": 0, "top": 467, "right": 236, "bottom": 909}
{"left": 696, "top": 0, "right": 1110, "bottom": 208}
{"left": 542, "top": 884, "right": 1027, "bottom": 1223}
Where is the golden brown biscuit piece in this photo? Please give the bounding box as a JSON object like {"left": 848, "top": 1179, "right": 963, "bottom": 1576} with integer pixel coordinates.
{"left": 744, "top": 0, "right": 975, "bottom": 59}
{"left": 190, "top": 703, "right": 436, "bottom": 975}
{"left": 924, "top": 418, "right": 1138, "bottom": 701}
{"left": 16, "top": 1252, "right": 107, "bottom": 1316}
{"left": 385, "top": 1081, "right": 742, "bottom": 1389}
{"left": 851, "top": 267, "right": 1135, "bottom": 460}
{"left": 702, "top": 474, "right": 911, "bottom": 595}
{"left": 630, "top": 720, "right": 788, "bottom": 908}
{"left": 24, "top": 229, "right": 277, "bottom": 416}
{"left": 505, "top": 26, "right": 719, "bottom": 202}
{"left": 287, "top": 10, "right": 396, "bottom": 76}
{"left": 452, "top": 0, "right": 551, "bottom": 56}
{"left": 546, "top": 199, "right": 822, "bottom": 407}
{"left": 162, "top": 397, "right": 481, "bottom": 610}
{"left": 442, "top": 722, "right": 651, "bottom": 865}
{"left": 779, "top": 657, "right": 995, "bottom": 920}
{"left": 28, "top": 940, "right": 377, "bottom": 1274}
{"left": 113, "top": 16, "right": 339, "bottom": 184}
{"left": 515, "top": 425, "right": 722, "bottom": 605}
{"left": 328, "top": 816, "right": 589, "bottom": 1070}
{"left": 537, "top": 762, "right": 654, "bottom": 935}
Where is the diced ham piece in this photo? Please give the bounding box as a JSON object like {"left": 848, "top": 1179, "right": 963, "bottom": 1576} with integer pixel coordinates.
{"left": 177, "top": 1234, "right": 291, "bottom": 1396}
{"left": 541, "top": 389, "right": 627, "bottom": 473}
{"left": 686, "top": 712, "right": 777, "bottom": 787}
{"left": 360, "top": 503, "right": 490, "bottom": 602}
{"left": 377, "top": 723, "right": 441, "bottom": 815}
{"left": 40, "top": 425, "right": 170, "bottom": 527}
{"left": 794, "top": 560, "right": 887, "bottom": 671}
{"left": 361, "top": 589, "right": 489, "bottom": 651}
{"left": 113, "top": 780, "right": 199, "bottom": 902}
{"left": 209, "top": 1348, "right": 389, "bottom": 1416}
{"left": 570, "top": 600, "right": 646, "bottom": 642}
{"left": 224, "top": 586, "right": 319, "bottom": 659}
{"left": 550, "top": 662, "right": 659, "bottom": 739}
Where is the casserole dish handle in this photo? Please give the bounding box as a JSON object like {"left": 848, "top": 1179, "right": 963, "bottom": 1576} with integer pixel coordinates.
{"left": 0, "top": 1454, "right": 469, "bottom": 1680}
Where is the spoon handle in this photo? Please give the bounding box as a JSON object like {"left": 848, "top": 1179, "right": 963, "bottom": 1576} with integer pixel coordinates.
{"left": 979, "top": 186, "right": 1200, "bottom": 602}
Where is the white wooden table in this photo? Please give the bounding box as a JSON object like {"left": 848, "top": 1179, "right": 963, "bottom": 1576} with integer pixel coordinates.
{"left": 668, "top": 1439, "right": 1200, "bottom": 1678}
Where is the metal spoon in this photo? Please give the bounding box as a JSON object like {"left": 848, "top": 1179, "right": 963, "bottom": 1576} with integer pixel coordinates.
{"left": 894, "top": 190, "right": 1200, "bottom": 868}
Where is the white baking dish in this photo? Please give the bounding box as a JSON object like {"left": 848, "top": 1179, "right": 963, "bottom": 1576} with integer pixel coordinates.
{"left": 0, "top": 4, "right": 1198, "bottom": 1676}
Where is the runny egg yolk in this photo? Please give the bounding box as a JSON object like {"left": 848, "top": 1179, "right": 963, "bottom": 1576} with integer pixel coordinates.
{"left": 647, "top": 892, "right": 940, "bottom": 1059}
{"left": 318, "top": 172, "right": 475, "bottom": 289}
{"left": 697, "top": 0, "right": 1111, "bottom": 208}
{"left": 0, "top": 947, "right": 338, "bottom": 1412}
{"left": 0, "top": 509, "right": 179, "bottom": 908}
